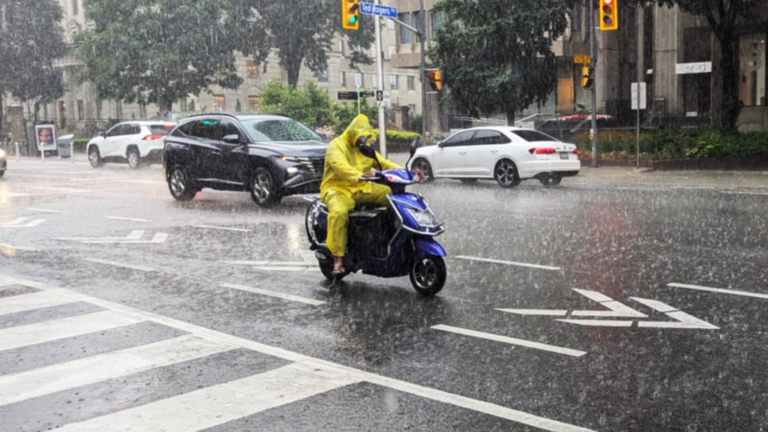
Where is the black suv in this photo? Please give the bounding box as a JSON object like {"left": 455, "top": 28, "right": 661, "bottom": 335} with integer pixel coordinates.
{"left": 164, "top": 114, "right": 327, "bottom": 207}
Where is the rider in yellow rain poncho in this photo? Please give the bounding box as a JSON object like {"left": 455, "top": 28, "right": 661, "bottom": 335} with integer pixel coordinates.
{"left": 321, "top": 114, "right": 422, "bottom": 275}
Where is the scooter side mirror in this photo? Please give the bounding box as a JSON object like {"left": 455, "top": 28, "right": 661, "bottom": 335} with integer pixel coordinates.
{"left": 409, "top": 140, "right": 418, "bottom": 156}
{"left": 359, "top": 144, "right": 377, "bottom": 159}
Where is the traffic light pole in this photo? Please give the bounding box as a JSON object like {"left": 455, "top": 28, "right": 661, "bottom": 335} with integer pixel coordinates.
{"left": 374, "top": 0, "right": 387, "bottom": 157}
{"left": 590, "top": 0, "right": 598, "bottom": 168}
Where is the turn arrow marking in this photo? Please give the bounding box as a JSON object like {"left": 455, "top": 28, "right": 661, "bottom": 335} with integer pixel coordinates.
{"left": 0, "top": 217, "right": 46, "bottom": 228}
{"left": 497, "top": 289, "right": 647, "bottom": 318}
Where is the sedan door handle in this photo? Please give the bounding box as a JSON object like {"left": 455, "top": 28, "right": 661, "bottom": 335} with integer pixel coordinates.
{"left": 459, "top": 152, "right": 466, "bottom": 155}
{"left": 491, "top": 150, "right": 498, "bottom": 154}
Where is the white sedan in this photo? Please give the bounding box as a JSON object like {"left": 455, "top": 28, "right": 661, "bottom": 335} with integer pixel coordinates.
{"left": 408, "top": 127, "right": 580, "bottom": 187}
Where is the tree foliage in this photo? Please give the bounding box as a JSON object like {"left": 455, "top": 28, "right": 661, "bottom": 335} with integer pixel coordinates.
{"left": 431, "top": 0, "right": 573, "bottom": 125}
{"left": 235, "top": 0, "right": 376, "bottom": 87}
{"left": 0, "top": 0, "right": 67, "bottom": 130}
{"left": 75, "top": 0, "right": 248, "bottom": 116}
{"left": 260, "top": 80, "right": 335, "bottom": 128}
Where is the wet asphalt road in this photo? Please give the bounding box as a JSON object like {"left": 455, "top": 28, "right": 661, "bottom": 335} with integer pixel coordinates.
{"left": 2, "top": 158, "right": 768, "bottom": 431}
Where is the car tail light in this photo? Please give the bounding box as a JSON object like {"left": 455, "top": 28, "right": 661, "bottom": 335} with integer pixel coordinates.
{"left": 529, "top": 148, "right": 556, "bottom": 154}
{"left": 573, "top": 148, "right": 579, "bottom": 154}
{"left": 143, "top": 134, "right": 164, "bottom": 141}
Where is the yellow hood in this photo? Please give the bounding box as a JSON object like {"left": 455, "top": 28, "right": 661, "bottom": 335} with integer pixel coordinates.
{"left": 342, "top": 114, "right": 374, "bottom": 148}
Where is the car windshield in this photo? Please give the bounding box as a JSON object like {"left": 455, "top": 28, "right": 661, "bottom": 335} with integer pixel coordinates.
{"left": 241, "top": 118, "right": 322, "bottom": 142}
{"left": 149, "top": 124, "right": 175, "bottom": 135}
{"left": 511, "top": 130, "right": 560, "bottom": 142}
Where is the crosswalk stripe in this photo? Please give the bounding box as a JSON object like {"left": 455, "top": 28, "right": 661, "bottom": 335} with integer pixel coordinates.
{"left": 55, "top": 362, "right": 360, "bottom": 432}
{"left": 0, "top": 335, "right": 233, "bottom": 407}
{"left": 0, "top": 290, "right": 77, "bottom": 316}
{"left": 0, "top": 311, "right": 142, "bottom": 352}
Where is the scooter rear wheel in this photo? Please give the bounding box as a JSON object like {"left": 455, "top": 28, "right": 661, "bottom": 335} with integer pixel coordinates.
{"left": 410, "top": 255, "right": 446, "bottom": 297}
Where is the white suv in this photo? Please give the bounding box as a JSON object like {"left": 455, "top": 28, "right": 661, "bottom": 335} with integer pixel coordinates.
{"left": 87, "top": 121, "right": 175, "bottom": 169}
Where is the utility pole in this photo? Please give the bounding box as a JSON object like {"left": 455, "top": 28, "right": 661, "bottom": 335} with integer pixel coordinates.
{"left": 419, "top": 0, "right": 427, "bottom": 141}
{"left": 589, "top": 0, "right": 598, "bottom": 168}
{"left": 374, "top": 0, "right": 387, "bottom": 157}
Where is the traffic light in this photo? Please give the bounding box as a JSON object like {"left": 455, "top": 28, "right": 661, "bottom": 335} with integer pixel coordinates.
{"left": 599, "top": 0, "right": 619, "bottom": 31}
{"left": 428, "top": 70, "right": 443, "bottom": 91}
{"left": 581, "top": 66, "right": 594, "bottom": 89}
{"left": 342, "top": 0, "right": 359, "bottom": 31}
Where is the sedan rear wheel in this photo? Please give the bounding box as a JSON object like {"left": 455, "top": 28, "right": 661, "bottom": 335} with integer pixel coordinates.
{"left": 494, "top": 159, "right": 520, "bottom": 188}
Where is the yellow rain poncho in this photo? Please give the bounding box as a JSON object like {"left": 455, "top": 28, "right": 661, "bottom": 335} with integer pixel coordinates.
{"left": 321, "top": 115, "right": 401, "bottom": 257}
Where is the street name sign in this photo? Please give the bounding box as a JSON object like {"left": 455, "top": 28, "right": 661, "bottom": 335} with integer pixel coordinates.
{"left": 359, "top": 2, "right": 398, "bottom": 18}
{"left": 675, "top": 62, "right": 712, "bottom": 75}
{"left": 574, "top": 55, "right": 592, "bottom": 65}
{"left": 338, "top": 91, "right": 375, "bottom": 101}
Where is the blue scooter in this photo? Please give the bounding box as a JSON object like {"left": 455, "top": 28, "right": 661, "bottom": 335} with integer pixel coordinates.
{"left": 305, "top": 144, "right": 447, "bottom": 296}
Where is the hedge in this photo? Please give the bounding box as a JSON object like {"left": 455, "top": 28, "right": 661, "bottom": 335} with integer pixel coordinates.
{"left": 575, "top": 128, "right": 768, "bottom": 161}
{"left": 372, "top": 129, "right": 421, "bottom": 151}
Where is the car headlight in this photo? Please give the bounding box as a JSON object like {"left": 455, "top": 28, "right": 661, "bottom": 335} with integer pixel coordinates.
{"left": 406, "top": 207, "right": 437, "bottom": 227}
{"left": 279, "top": 156, "right": 301, "bottom": 163}
{"left": 0, "top": 149, "right": 6, "bottom": 158}
{"left": 286, "top": 167, "right": 299, "bottom": 174}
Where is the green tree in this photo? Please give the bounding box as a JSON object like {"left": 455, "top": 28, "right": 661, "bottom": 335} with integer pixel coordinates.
{"left": 431, "top": 0, "right": 573, "bottom": 125}
{"left": 260, "top": 80, "right": 335, "bottom": 128}
{"left": 235, "top": 0, "right": 375, "bottom": 87}
{"left": 0, "top": 0, "right": 67, "bottom": 136}
{"left": 648, "top": 0, "right": 760, "bottom": 131}
{"left": 75, "top": 0, "right": 254, "bottom": 117}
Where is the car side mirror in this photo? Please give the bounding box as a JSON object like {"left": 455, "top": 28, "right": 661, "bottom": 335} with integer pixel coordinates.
{"left": 99, "top": 132, "right": 106, "bottom": 138}
{"left": 437, "top": 141, "right": 444, "bottom": 148}
{"left": 222, "top": 134, "right": 242, "bottom": 144}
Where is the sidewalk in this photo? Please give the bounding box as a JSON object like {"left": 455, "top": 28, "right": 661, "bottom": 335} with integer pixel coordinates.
{"left": 388, "top": 152, "right": 768, "bottom": 189}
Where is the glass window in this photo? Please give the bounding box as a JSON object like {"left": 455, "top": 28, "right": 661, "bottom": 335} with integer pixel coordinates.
{"left": 247, "top": 96, "right": 260, "bottom": 112}
{"left": 77, "top": 100, "right": 84, "bottom": 120}
{"left": 407, "top": 76, "right": 416, "bottom": 91}
{"left": 241, "top": 118, "right": 323, "bottom": 142}
{"left": 373, "top": 74, "right": 379, "bottom": 88}
{"left": 247, "top": 60, "right": 258, "bottom": 78}
{"left": 387, "top": 19, "right": 395, "bottom": 31}
{"left": 314, "top": 70, "right": 328, "bottom": 83}
{"left": 175, "top": 121, "right": 196, "bottom": 137}
{"left": 355, "top": 72, "right": 363, "bottom": 87}
{"left": 399, "top": 13, "right": 412, "bottom": 44}
{"left": 149, "top": 124, "right": 174, "bottom": 135}
{"left": 212, "top": 95, "right": 225, "bottom": 113}
{"left": 511, "top": 130, "right": 560, "bottom": 142}
{"left": 191, "top": 119, "right": 219, "bottom": 140}
{"left": 442, "top": 131, "right": 475, "bottom": 147}
{"left": 390, "top": 75, "right": 399, "bottom": 90}
{"left": 739, "top": 33, "right": 766, "bottom": 107}
{"left": 106, "top": 124, "right": 126, "bottom": 137}
{"left": 219, "top": 120, "right": 241, "bottom": 141}
{"left": 430, "top": 10, "right": 444, "bottom": 37}
{"left": 340, "top": 72, "right": 346, "bottom": 87}
{"left": 389, "top": 45, "right": 396, "bottom": 59}
{"left": 71, "top": 0, "right": 78, "bottom": 16}
{"left": 473, "top": 130, "right": 511, "bottom": 145}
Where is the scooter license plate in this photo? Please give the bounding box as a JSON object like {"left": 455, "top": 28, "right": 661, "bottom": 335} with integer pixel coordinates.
{"left": 560, "top": 153, "right": 570, "bottom": 160}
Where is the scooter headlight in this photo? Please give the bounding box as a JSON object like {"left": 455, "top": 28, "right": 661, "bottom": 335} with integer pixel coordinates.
{"left": 405, "top": 207, "right": 437, "bottom": 227}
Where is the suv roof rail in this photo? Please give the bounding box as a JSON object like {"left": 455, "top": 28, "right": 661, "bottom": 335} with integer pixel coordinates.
{"left": 183, "top": 112, "right": 239, "bottom": 119}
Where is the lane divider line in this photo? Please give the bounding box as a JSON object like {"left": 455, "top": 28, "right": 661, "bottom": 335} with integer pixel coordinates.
{"left": 668, "top": 282, "right": 768, "bottom": 300}
{"left": 83, "top": 258, "right": 157, "bottom": 273}
{"left": 456, "top": 256, "right": 561, "bottom": 271}
{"left": 106, "top": 216, "right": 153, "bottom": 223}
{"left": 220, "top": 283, "right": 325, "bottom": 306}
{"left": 431, "top": 324, "right": 587, "bottom": 358}
{"left": 193, "top": 225, "right": 252, "bottom": 233}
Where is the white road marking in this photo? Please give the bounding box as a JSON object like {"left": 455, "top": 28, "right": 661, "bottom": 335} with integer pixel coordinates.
{"left": 0, "top": 217, "right": 28, "bottom": 225}
{"left": 254, "top": 266, "right": 310, "bottom": 272}
{"left": 0, "top": 311, "right": 142, "bottom": 352}
{"left": 57, "top": 230, "right": 144, "bottom": 242}
{"left": 631, "top": 297, "right": 719, "bottom": 329}
{"left": 83, "top": 258, "right": 156, "bottom": 272}
{"left": 0, "top": 335, "right": 234, "bottom": 407}
{"left": 0, "top": 290, "right": 77, "bottom": 316}
{"left": 55, "top": 362, "right": 361, "bottom": 432}
{"left": 0, "top": 273, "right": 596, "bottom": 432}
{"left": 431, "top": 324, "right": 587, "bottom": 358}
{"left": 25, "top": 208, "right": 68, "bottom": 213}
{"left": 555, "top": 320, "right": 634, "bottom": 327}
{"left": 61, "top": 230, "right": 168, "bottom": 244}
{"left": 118, "top": 179, "right": 166, "bottom": 185}
{"left": 220, "top": 282, "right": 325, "bottom": 306}
{"left": 456, "top": 256, "right": 561, "bottom": 271}
{"left": 498, "top": 289, "right": 647, "bottom": 318}
{"left": 106, "top": 216, "right": 153, "bottom": 222}
{"left": 26, "top": 186, "right": 91, "bottom": 193}
{"left": 192, "top": 225, "right": 252, "bottom": 232}
{"left": 221, "top": 260, "right": 269, "bottom": 266}
{"left": 719, "top": 191, "right": 768, "bottom": 196}
{"left": 0, "top": 243, "right": 37, "bottom": 252}
{"left": 221, "top": 260, "right": 314, "bottom": 268}
{"left": 668, "top": 282, "right": 768, "bottom": 300}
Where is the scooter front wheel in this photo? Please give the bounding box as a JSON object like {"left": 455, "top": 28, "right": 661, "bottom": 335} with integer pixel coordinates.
{"left": 410, "top": 255, "right": 447, "bottom": 297}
